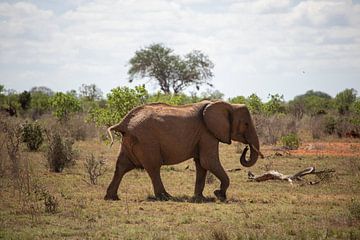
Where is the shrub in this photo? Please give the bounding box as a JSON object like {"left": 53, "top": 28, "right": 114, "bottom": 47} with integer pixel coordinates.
{"left": 210, "top": 228, "right": 229, "bottom": 240}
{"left": 254, "top": 114, "right": 298, "bottom": 145}
{"left": 349, "top": 200, "right": 360, "bottom": 221}
{"left": 147, "top": 92, "right": 194, "bottom": 105}
{"left": 50, "top": 92, "right": 81, "bottom": 122}
{"left": 310, "top": 115, "right": 324, "bottom": 139}
{"left": 45, "top": 132, "right": 76, "bottom": 172}
{"left": 21, "top": 121, "right": 44, "bottom": 151}
{"left": 323, "top": 115, "right": 337, "bottom": 135}
{"left": 88, "top": 85, "right": 148, "bottom": 128}
{"left": 30, "top": 91, "right": 51, "bottom": 119}
{"left": 0, "top": 117, "right": 22, "bottom": 177}
{"left": 66, "top": 115, "right": 90, "bottom": 141}
{"left": 281, "top": 133, "right": 300, "bottom": 150}
{"left": 43, "top": 190, "right": 59, "bottom": 214}
{"left": 19, "top": 91, "right": 32, "bottom": 111}
{"left": 84, "top": 154, "right": 107, "bottom": 185}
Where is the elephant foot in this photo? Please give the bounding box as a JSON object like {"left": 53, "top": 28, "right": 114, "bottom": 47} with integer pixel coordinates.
{"left": 214, "top": 190, "right": 226, "bottom": 202}
{"left": 192, "top": 194, "right": 207, "bottom": 203}
{"left": 104, "top": 194, "right": 120, "bottom": 201}
{"left": 155, "top": 192, "right": 172, "bottom": 201}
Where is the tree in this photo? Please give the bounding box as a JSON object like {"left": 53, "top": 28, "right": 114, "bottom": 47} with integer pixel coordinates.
{"left": 289, "top": 90, "right": 334, "bottom": 118}
{"left": 50, "top": 92, "right": 81, "bottom": 122}
{"left": 351, "top": 99, "right": 360, "bottom": 115}
{"left": 18, "top": 91, "right": 31, "bottom": 110}
{"left": 147, "top": 92, "right": 193, "bottom": 106}
{"left": 335, "top": 88, "right": 357, "bottom": 115}
{"left": 264, "top": 94, "right": 286, "bottom": 115}
{"left": 128, "top": 43, "right": 214, "bottom": 94}
{"left": 79, "top": 84, "right": 103, "bottom": 101}
{"left": 0, "top": 85, "right": 5, "bottom": 106}
{"left": 228, "top": 95, "right": 247, "bottom": 104}
{"left": 30, "top": 91, "right": 51, "bottom": 118}
{"left": 246, "top": 94, "right": 263, "bottom": 114}
{"left": 30, "top": 86, "right": 54, "bottom": 96}
{"left": 2, "top": 89, "right": 19, "bottom": 116}
{"left": 200, "top": 89, "right": 224, "bottom": 100}
{"left": 88, "top": 85, "right": 148, "bottom": 127}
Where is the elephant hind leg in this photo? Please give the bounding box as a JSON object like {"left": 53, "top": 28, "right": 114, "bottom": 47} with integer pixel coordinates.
{"left": 193, "top": 158, "right": 207, "bottom": 201}
{"left": 104, "top": 150, "right": 135, "bottom": 201}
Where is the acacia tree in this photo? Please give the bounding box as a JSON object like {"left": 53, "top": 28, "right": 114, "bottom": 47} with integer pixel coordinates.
{"left": 128, "top": 43, "right": 214, "bottom": 94}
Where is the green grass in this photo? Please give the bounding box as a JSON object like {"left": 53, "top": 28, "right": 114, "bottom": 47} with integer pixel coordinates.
{"left": 0, "top": 140, "right": 359, "bottom": 239}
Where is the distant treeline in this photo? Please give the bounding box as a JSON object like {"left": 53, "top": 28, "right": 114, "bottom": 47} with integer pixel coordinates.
{"left": 0, "top": 84, "right": 359, "bottom": 141}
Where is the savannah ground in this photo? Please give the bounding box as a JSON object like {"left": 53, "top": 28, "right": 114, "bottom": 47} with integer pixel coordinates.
{"left": 1, "top": 137, "right": 360, "bottom": 240}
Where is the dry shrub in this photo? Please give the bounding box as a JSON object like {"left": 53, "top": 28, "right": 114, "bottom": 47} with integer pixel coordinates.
{"left": 0, "top": 116, "right": 22, "bottom": 177}
{"left": 310, "top": 115, "right": 324, "bottom": 139}
{"left": 45, "top": 131, "right": 76, "bottom": 172}
{"left": 39, "top": 114, "right": 98, "bottom": 141}
{"left": 349, "top": 200, "right": 360, "bottom": 221}
{"left": 84, "top": 153, "right": 107, "bottom": 185}
{"left": 210, "top": 228, "right": 229, "bottom": 240}
{"left": 0, "top": 133, "right": 5, "bottom": 177}
{"left": 0, "top": 116, "right": 58, "bottom": 216}
{"left": 66, "top": 114, "right": 97, "bottom": 141}
{"left": 254, "top": 114, "right": 298, "bottom": 145}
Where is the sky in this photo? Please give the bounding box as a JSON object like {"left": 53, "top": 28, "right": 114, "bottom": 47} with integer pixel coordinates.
{"left": 0, "top": 0, "right": 360, "bottom": 101}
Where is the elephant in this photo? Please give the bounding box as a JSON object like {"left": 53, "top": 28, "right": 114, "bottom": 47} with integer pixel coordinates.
{"left": 104, "top": 100, "right": 263, "bottom": 202}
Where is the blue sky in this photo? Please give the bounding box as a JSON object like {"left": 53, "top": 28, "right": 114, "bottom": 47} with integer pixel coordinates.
{"left": 0, "top": 0, "right": 359, "bottom": 100}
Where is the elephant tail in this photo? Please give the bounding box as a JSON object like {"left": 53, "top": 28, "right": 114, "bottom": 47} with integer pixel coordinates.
{"left": 107, "top": 122, "right": 125, "bottom": 147}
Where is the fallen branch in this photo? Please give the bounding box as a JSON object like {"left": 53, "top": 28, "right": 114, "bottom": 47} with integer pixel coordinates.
{"left": 227, "top": 168, "right": 241, "bottom": 172}
{"left": 248, "top": 167, "right": 335, "bottom": 184}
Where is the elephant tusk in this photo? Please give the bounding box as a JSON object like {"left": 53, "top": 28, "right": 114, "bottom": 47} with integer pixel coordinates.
{"left": 250, "top": 144, "right": 264, "bottom": 159}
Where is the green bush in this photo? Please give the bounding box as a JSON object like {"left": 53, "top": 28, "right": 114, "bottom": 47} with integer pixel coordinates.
{"left": 21, "top": 121, "right": 43, "bottom": 151}
{"left": 50, "top": 92, "right": 81, "bottom": 122}
{"left": 88, "top": 85, "right": 148, "bottom": 127}
{"left": 281, "top": 133, "right": 300, "bottom": 150}
{"left": 45, "top": 132, "right": 76, "bottom": 172}
{"left": 147, "top": 92, "right": 194, "bottom": 105}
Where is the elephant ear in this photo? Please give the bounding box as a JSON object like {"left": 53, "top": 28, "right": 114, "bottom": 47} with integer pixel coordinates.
{"left": 203, "top": 101, "right": 232, "bottom": 144}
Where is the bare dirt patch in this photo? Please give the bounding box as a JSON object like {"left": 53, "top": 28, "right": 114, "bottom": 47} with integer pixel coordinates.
{"left": 290, "top": 141, "right": 360, "bottom": 157}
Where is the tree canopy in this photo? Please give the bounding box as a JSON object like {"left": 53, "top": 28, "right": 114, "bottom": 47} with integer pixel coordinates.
{"left": 128, "top": 43, "right": 214, "bottom": 94}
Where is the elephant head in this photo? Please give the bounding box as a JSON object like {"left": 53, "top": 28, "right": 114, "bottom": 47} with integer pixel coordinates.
{"left": 203, "top": 101, "right": 263, "bottom": 167}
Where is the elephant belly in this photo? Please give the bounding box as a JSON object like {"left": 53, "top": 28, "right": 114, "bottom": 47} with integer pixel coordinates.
{"left": 159, "top": 142, "right": 197, "bottom": 165}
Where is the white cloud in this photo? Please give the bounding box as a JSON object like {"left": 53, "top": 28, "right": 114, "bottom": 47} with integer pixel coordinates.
{"left": 0, "top": 0, "right": 359, "bottom": 99}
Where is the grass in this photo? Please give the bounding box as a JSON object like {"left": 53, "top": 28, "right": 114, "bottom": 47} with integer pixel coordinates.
{"left": 0, "top": 139, "right": 360, "bottom": 239}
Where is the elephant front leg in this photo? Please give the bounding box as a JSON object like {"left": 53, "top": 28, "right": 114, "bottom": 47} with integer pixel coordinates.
{"left": 146, "top": 167, "right": 172, "bottom": 201}
{"left": 193, "top": 159, "right": 207, "bottom": 202}
{"left": 207, "top": 161, "right": 229, "bottom": 202}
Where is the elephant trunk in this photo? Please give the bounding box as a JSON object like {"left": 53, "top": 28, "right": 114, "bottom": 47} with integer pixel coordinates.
{"left": 239, "top": 133, "right": 262, "bottom": 167}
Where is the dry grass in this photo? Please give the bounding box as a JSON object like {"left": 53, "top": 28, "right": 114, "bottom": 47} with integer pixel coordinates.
{"left": 0, "top": 137, "right": 360, "bottom": 239}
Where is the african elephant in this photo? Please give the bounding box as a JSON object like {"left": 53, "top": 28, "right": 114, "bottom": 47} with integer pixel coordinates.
{"left": 104, "top": 100, "right": 263, "bottom": 201}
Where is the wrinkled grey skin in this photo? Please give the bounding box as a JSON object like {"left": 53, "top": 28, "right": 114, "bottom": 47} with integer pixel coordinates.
{"left": 105, "top": 100, "right": 261, "bottom": 202}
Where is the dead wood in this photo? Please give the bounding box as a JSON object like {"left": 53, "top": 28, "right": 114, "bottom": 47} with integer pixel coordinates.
{"left": 248, "top": 167, "right": 335, "bottom": 184}
{"left": 227, "top": 168, "right": 241, "bottom": 172}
